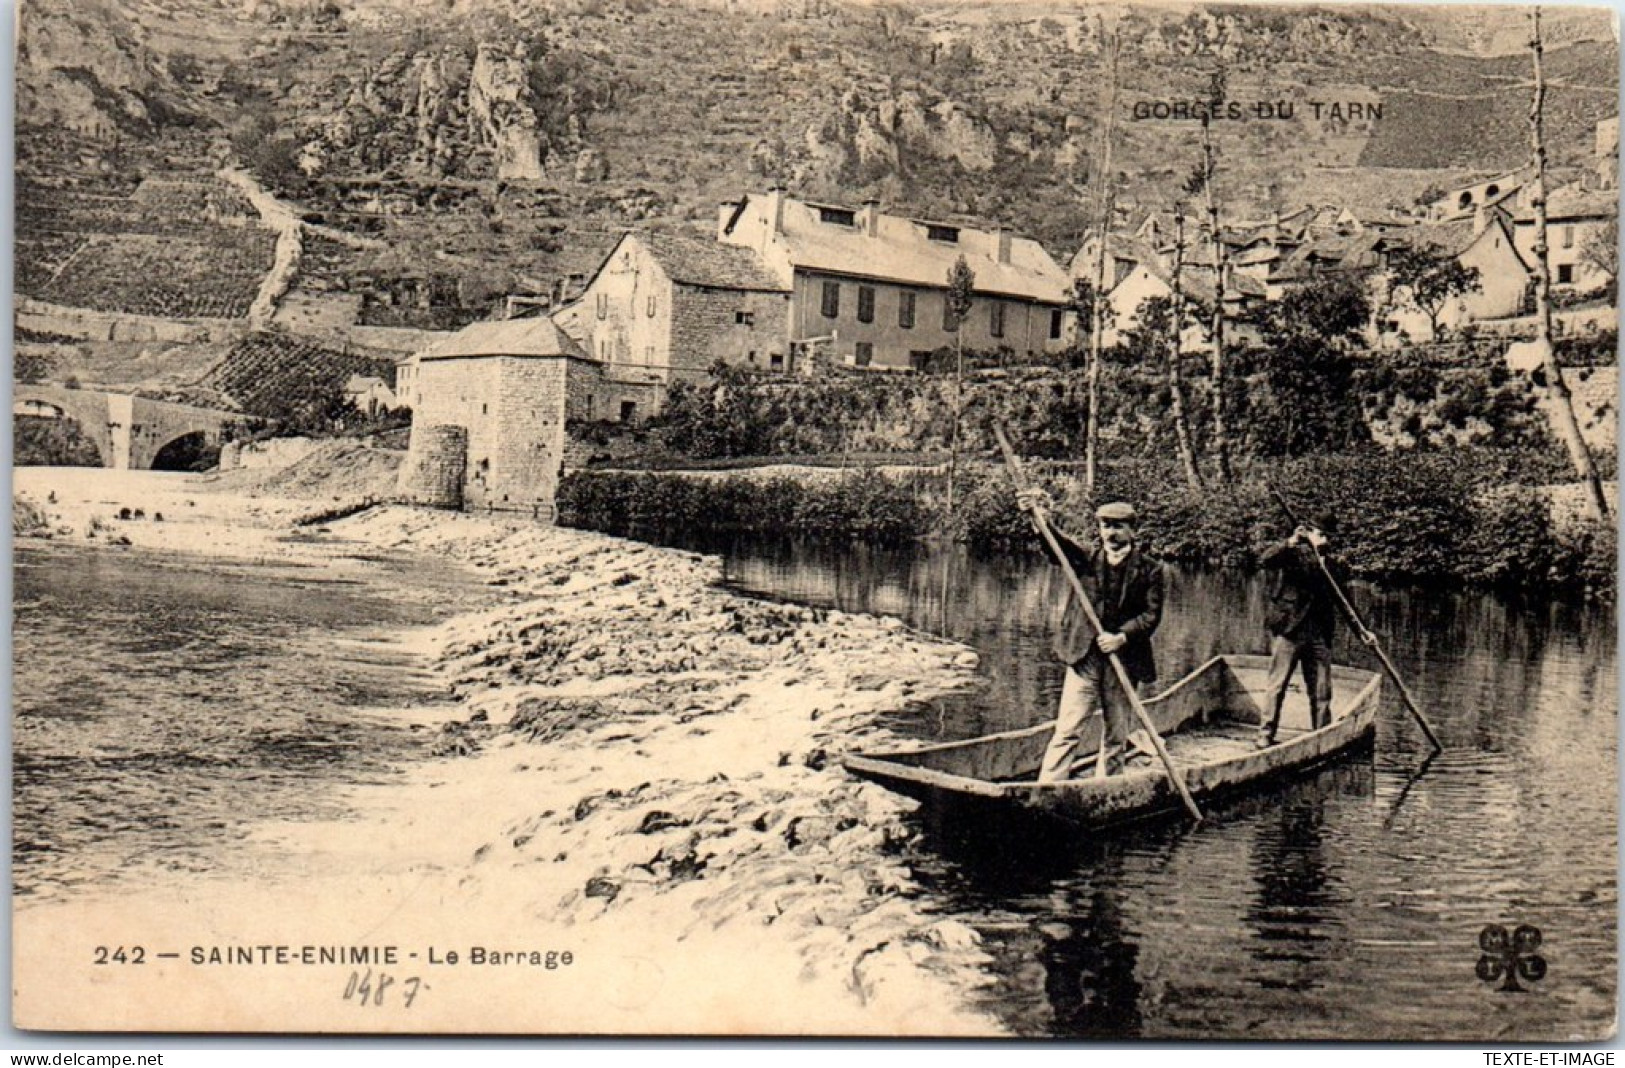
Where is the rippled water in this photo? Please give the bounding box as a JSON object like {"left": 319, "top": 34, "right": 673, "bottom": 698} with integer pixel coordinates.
{"left": 12, "top": 541, "right": 484, "bottom": 900}
{"left": 696, "top": 535, "right": 1618, "bottom": 1041}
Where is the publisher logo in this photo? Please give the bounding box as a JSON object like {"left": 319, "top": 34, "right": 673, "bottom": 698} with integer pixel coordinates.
{"left": 1477, "top": 923, "right": 1546, "bottom": 993}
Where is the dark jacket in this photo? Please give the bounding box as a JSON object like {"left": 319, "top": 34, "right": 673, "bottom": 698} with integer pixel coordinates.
{"left": 1049, "top": 529, "right": 1167, "bottom": 684}
{"left": 1262, "top": 540, "right": 1338, "bottom": 643}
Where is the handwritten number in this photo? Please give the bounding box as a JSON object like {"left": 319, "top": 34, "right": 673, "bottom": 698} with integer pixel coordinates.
{"left": 343, "top": 969, "right": 423, "bottom": 1009}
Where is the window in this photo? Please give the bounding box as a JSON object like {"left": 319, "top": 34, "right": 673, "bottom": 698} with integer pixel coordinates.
{"left": 770, "top": 351, "right": 785, "bottom": 371}
{"left": 942, "top": 295, "right": 958, "bottom": 332}
{"left": 620, "top": 401, "right": 637, "bottom": 421}
{"left": 990, "top": 302, "right": 1005, "bottom": 339}
{"left": 644, "top": 346, "right": 655, "bottom": 365}
{"left": 735, "top": 310, "right": 755, "bottom": 326}
{"left": 595, "top": 292, "right": 608, "bottom": 320}
{"left": 854, "top": 342, "right": 874, "bottom": 367}
{"left": 599, "top": 339, "right": 609, "bottom": 360}
{"left": 821, "top": 281, "right": 840, "bottom": 319}
{"left": 747, "top": 350, "right": 758, "bottom": 364}
{"left": 1049, "top": 308, "right": 1064, "bottom": 339}
{"left": 647, "top": 294, "right": 658, "bottom": 317}
{"left": 857, "top": 285, "right": 875, "bottom": 324}
{"left": 1562, "top": 225, "right": 1575, "bottom": 249}
{"left": 1558, "top": 263, "right": 1574, "bottom": 284}
{"left": 899, "top": 291, "right": 916, "bottom": 329}
{"left": 909, "top": 350, "right": 933, "bottom": 370}
{"left": 927, "top": 224, "right": 960, "bottom": 243}
{"left": 819, "top": 206, "right": 857, "bottom": 226}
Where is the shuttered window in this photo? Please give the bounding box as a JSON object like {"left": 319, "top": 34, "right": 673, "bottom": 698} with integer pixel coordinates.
{"left": 857, "top": 286, "right": 875, "bottom": 324}
{"left": 821, "top": 281, "right": 840, "bottom": 319}
{"left": 990, "top": 302, "right": 1005, "bottom": 339}
{"left": 899, "top": 291, "right": 916, "bottom": 329}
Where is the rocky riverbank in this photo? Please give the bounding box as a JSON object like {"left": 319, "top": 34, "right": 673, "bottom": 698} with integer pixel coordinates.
{"left": 13, "top": 467, "right": 1002, "bottom": 1035}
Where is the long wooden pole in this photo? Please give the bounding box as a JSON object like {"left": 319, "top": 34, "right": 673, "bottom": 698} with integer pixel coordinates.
{"left": 1268, "top": 487, "right": 1444, "bottom": 754}
{"left": 994, "top": 425, "right": 1202, "bottom": 822}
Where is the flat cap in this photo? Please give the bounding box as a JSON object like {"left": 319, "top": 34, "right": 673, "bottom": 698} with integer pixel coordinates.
{"left": 1096, "top": 501, "right": 1137, "bottom": 522}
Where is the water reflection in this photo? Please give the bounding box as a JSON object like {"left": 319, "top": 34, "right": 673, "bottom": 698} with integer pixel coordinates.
{"left": 670, "top": 531, "right": 1617, "bottom": 1040}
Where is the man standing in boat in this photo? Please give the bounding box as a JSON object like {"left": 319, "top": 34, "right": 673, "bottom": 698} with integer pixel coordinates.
{"left": 1015, "top": 494, "right": 1167, "bottom": 782}
{"left": 1257, "top": 517, "right": 1340, "bottom": 748}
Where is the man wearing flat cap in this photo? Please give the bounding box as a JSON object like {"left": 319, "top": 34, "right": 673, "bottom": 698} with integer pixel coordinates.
{"left": 1015, "top": 493, "right": 1168, "bottom": 781}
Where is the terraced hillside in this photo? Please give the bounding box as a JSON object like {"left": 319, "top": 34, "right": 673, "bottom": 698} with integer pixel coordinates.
{"left": 203, "top": 331, "right": 397, "bottom": 422}
{"left": 14, "top": 0, "right": 1619, "bottom": 335}
{"left": 17, "top": 167, "right": 277, "bottom": 320}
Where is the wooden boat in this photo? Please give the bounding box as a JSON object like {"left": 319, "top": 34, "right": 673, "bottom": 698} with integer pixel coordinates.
{"left": 843, "top": 654, "right": 1383, "bottom": 829}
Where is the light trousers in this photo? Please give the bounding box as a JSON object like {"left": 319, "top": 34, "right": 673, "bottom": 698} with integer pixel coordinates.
{"left": 1039, "top": 657, "right": 1138, "bottom": 783}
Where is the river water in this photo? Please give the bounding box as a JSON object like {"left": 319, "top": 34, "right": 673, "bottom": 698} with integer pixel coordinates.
{"left": 12, "top": 529, "right": 1617, "bottom": 1039}
{"left": 11, "top": 539, "right": 488, "bottom": 901}
{"left": 696, "top": 535, "right": 1619, "bottom": 1041}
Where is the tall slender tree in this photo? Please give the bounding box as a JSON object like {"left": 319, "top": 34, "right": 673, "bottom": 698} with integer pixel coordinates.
{"left": 1083, "top": 26, "right": 1121, "bottom": 492}
{"left": 1168, "top": 207, "right": 1204, "bottom": 488}
{"left": 1528, "top": 7, "right": 1610, "bottom": 521}
{"left": 944, "top": 254, "right": 976, "bottom": 518}
{"left": 1185, "top": 69, "right": 1234, "bottom": 482}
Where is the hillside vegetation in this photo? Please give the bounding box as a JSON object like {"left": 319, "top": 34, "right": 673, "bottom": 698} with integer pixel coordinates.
{"left": 16, "top": 0, "right": 1617, "bottom": 336}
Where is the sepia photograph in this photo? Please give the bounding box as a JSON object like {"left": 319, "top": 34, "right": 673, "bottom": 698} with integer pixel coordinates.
{"left": 9, "top": 0, "right": 1620, "bottom": 1040}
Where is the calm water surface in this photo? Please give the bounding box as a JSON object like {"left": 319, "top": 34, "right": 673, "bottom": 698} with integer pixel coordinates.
{"left": 689, "top": 534, "right": 1618, "bottom": 1041}
{"left": 12, "top": 540, "right": 488, "bottom": 900}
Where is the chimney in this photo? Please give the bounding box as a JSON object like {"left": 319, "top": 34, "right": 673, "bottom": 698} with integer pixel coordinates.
{"left": 995, "top": 225, "right": 1012, "bottom": 265}
{"left": 766, "top": 185, "right": 787, "bottom": 236}
{"left": 860, "top": 198, "right": 881, "bottom": 237}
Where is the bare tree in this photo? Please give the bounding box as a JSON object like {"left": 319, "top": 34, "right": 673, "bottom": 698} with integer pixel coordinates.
{"left": 944, "top": 254, "right": 976, "bottom": 518}
{"left": 1168, "top": 207, "right": 1204, "bottom": 488}
{"left": 1185, "top": 69, "right": 1233, "bottom": 482}
{"left": 1528, "top": 8, "right": 1610, "bottom": 522}
{"left": 1083, "top": 26, "right": 1121, "bottom": 493}
{"left": 1579, "top": 216, "right": 1619, "bottom": 290}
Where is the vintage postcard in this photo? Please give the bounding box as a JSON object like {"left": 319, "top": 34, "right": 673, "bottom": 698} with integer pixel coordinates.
{"left": 11, "top": 0, "right": 1618, "bottom": 1039}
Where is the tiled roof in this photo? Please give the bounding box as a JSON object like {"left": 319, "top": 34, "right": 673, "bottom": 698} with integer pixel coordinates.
{"left": 1512, "top": 186, "right": 1618, "bottom": 222}
{"left": 740, "top": 195, "right": 1071, "bottom": 303}
{"left": 1069, "top": 233, "right": 1162, "bottom": 278}
{"left": 637, "top": 230, "right": 786, "bottom": 291}
{"left": 419, "top": 316, "right": 588, "bottom": 361}
{"left": 1394, "top": 218, "right": 1476, "bottom": 258}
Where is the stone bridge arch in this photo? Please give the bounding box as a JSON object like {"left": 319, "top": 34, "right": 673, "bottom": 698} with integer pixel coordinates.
{"left": 13, "top": 390, "right": 116, "bottom": 466}
{"left": 13, "top": 385, "right": 252, "bottom": 470}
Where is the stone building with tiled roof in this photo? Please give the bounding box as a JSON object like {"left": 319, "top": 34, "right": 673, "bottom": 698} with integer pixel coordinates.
{"left": 554, "top": 229, "right": 795, "bottom": 382}
{"left": 717, "top": 190, "right": 1075, "bottom": 370}
{"left": 400, "top": 311, "right": 664, "bottom": 515}
{"left": 1510, "top": 184, "right": 1618, "bottom": 294}
{"left": 1379, "top": 213, "right": 1531, "bottom": 341}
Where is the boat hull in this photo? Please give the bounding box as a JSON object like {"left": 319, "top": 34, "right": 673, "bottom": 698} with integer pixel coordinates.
{"left": 843, "top": 654, "right": 1383, "bottom": 831}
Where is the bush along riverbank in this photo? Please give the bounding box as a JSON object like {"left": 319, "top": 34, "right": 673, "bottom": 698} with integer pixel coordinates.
{"left": 558, "top": 448, "right": 1616, "bottom": 601}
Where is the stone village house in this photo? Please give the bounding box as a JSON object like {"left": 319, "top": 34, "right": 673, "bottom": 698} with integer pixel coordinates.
{"left": 397, "top": 316, "right": 661, "bottom": 515}
{"left": 716, "top": 190, "right": 1076, "bottom": 370}
{"left": 396, "top": 193, "right": 1078, "bottom": 515}
{"left": 552, "top": 230, "right": 794, "bottom": 385}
